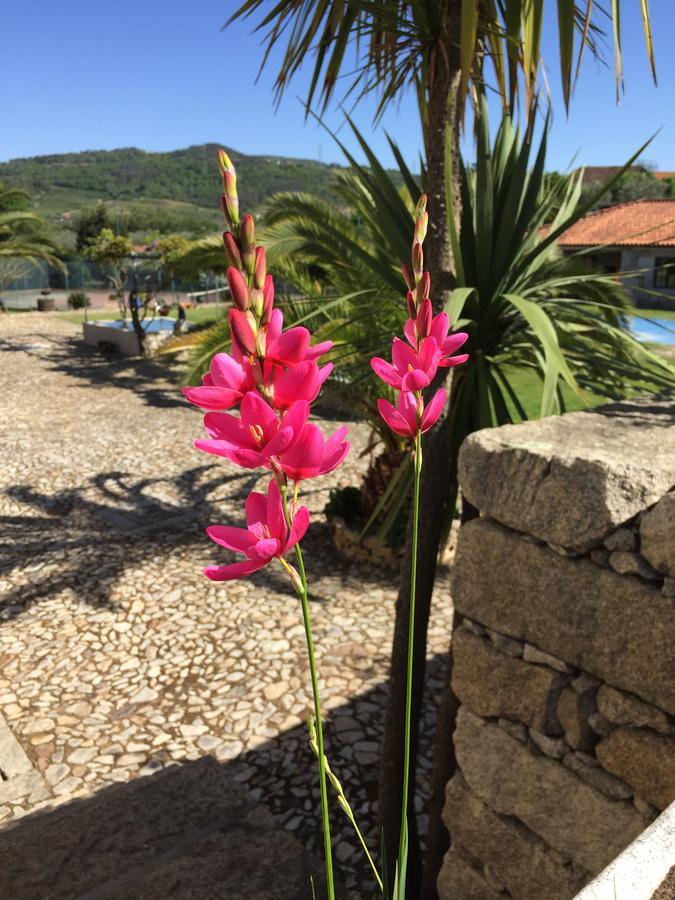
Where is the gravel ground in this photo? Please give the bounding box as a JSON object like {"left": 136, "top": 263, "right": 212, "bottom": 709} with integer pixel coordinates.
{"left": 0, "top": 313, "right": 453, "bottom": 896}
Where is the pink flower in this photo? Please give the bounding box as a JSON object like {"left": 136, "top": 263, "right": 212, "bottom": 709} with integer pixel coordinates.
{"left": 181, "top": 351, "right": 256, "bottom": 411}
{"left": 195, "top": 393, "right": 308, "bottom": 468}
{"left": 404, "top": 306, "right": 469, "bottom": 368}
{"left": 371, "top": 336, "right": 441, "bottom": 392}
{"left": 270, "top": 359, "right": 334, "bottom": 410}
{"left": 204, "top": 479, "right": 309, "bottom": 581}
{"left": 377, "top": 389, "right": 447, "bottom": 438}
{"left": 279, "top": 423, "right": 350, "bottom": 482}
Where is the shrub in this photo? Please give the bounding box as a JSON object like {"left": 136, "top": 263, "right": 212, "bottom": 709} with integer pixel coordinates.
{"left": 67, "top": 291, "right": 90, "bottom": 309}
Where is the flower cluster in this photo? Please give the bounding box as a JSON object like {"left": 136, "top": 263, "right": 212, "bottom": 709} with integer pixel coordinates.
{"left": 371, "top": 195, "right": 469, "bottom": 438}
{"left": 183, "top": 150, "right": 349, "bottom": 582}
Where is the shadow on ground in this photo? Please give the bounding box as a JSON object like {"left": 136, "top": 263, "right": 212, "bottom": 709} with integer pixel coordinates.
{"left": 0, "top": 654, "right": 448, "bottom": 900}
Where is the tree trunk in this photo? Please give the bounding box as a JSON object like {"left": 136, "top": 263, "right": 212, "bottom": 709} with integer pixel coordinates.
{"left": 377, "top": 4, "right": 462, "bottom": 896}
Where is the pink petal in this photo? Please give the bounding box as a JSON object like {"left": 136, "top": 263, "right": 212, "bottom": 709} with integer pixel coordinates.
{"left": 181, "top": 385, "right": 242, "bottom": 411}
{"left": 268, "top": 326, "right": 310, "bottom": 366}
{"left": 229, "top": 309, "right": 257, "bottom": 355}
{"left": 240, "top": 391, "right": 278, "bottom": 439}
{"left": 439, "top": 353, "right": 470, "bottom": 368}
{"left": 280, "top": 424, "right": 324, "bottom": 480}
{"left": 396, "top": 391, "right": 420, "bottom": 431}
{"left": 210, "top": 352, "right": 245, "bottom": 388}
{"left": 371, "top": 357, "right": 402, "bottom": 389}
{"left": 391, "top": 337, "right": 416, "bottom": 373}
{"left": 265, "top": 480, "right": 287, "bottom": 543}
{"left": 441, "top": 332, "right": 469, "bottom": 356}
{"left": 280, "top": 400, "right": 310, "bottom": 445}
{"left": 263, "top": 425, "right": 295, "bottom": 457}
{"left": 245, "top": 491, "right": 268, "bottom": 529}
{"left": 377, "top": 398, "right": 413, "bottom": 438}
{"left": 404, "top": 319, "right": 417, "bottom": 347}
{"left": 430, "top": 312, "right": 450, "bottom": 344}
{"left": 206, "top": 525, "right": 257, "bottom": 553}
{"left": 401, "top": 369, "right": 430, "bottom": 392}
{"left": 266, "top": 308, "right": 283, "bottom": 343}
{"left": 286, "top": 506, "right": 310, "bottom": 551}
{"left": 319, "top": 433, "right": 350, "bottom": 475}
{"left": 417, "top": 336, "right": 442, "bottom": 373}
{"left": 203, "top": 411, "right": 248, "bottom": 446}
{"left": 247, "top": 537, "right": 280, "bottom": 561}
{"left": 420, "top": 388, "right": 447, "bottom": 432}
{"left": 304, "top": 340, "right": 333, "bottom": 361}
{"left": 273, "top": 361, "right": 321, "bottom": 409}
{"left": 204, "top": 559, "right": 267, "bottom": 581}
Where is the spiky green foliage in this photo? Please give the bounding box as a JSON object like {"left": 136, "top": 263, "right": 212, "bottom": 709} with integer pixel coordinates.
{"left": 0, "top": 184, "right": 63, "bottom": 274}
{"left": 228, "top": 1, "right": 655, "bottom": 122}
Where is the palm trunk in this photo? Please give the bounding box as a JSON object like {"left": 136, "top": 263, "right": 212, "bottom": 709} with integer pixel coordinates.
{"left": 377, "top": 4, "right": 462, "bottom": 895}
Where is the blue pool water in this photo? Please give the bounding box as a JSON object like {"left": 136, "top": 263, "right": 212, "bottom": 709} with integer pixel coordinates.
{"left": 628, "top": 316, "right": 675, "bottom": 346}
{"left": 100, "top": 318, "right": 175, "bottom": 333}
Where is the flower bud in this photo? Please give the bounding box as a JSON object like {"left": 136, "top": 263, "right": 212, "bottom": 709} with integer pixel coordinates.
{"left": 414, "top": 193, "right": 428, "bottom": 220}
{"left": 223, "top": 232, "right": 242, "bottom": 269}
{"left": 217, "top": 149, "right": 235, "bottom": 178}
{"left": 239, "top": 214, "right": 256, "bottom": 275}
{"left": 226, "top": 267, "right": 250, "bottom": 311}
{"left": 229, "top": 308, "right": 257, "bottom": 355}
{"left": 261, "top": 275, "right": 274, "bottom": 324}
{"left": 254, "top": 246, "right": 266, "bottom": 289}
{"left": 416, "top": 271, "right": 430, "bottom": 303}
{"left": 406, "top": 290, "right": 416, "bottom": 320}
{"left": 249, "top": 286, "right": 264, "bottom": 318}
{"left": 223, "top": 171, "right": 239, "bottom": 228}
{"left": 415, "top": 211, "right": 428, "bottom": 244}
{"left": 401, "top": 264, "right": 415, "bottom": 292}
{"left": 416, "top": 299, "right": 432, "bottom": 338}
{"left": 286, "top": 562, "right": 304, "bottom": 595}
{"left": 412, "top": 241, "right": 424, "bottom": 281}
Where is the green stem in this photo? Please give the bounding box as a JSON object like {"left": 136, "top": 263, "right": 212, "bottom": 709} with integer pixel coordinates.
{"left": 280, "top": 486, "right": 335, "bottom": 900}
{"left": 398, "top": 430, "right": 422, "bottom": 881}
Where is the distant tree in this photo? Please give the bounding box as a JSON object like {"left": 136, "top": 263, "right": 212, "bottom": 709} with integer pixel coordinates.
{"left": 84, "top": 228, "right": 133, "bottom": 316}
{"left": 75, "top": 204, "right": 113, "bottom": 252}
{"left": 0, "top": 184, "right": 63, "bottom": 289}
{"left": 584, "top": 170, "right": 671, "bottom": 209}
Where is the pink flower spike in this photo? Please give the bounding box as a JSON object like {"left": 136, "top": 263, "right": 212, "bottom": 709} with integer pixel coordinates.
{"left": 181, "top": 351, "right": 255, "bottom": 411}
{"left": 204, "top": 480, "right": 309, "bottom": 582}
{"left": 279, "top": 423, "right": 350, "bottom": 482}
{"left": 195, "top": 394, "right": 309, "bottom": 469}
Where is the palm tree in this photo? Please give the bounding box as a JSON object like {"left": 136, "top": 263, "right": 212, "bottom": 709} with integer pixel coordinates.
{"left": 0, "top": 185, "right": 63, "bottom": 287}
{"left": 224, "top": 4, "right": 658, "bottom": 893}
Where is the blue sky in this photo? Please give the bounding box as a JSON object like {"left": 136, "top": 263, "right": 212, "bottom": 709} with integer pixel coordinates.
{"left": 2, "top": 1, "right": 674, "bottom": 172}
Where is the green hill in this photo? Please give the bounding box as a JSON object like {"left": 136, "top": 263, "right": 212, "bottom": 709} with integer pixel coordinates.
{"left": 0, "top": 144, "right": 347, "bottom": 243}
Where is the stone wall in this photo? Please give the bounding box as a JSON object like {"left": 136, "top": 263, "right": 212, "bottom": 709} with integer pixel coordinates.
{"left": 438, "top": 399, "right": 675, "bottom": 900}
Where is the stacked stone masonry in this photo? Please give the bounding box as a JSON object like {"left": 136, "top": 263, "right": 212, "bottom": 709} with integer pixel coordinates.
{"left": 438, "top": 399, "right": 675, "bottom": 900}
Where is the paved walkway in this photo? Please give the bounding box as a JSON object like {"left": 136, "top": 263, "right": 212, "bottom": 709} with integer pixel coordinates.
{"left": 0, "top": 313, "right": 453, "bottom": 895}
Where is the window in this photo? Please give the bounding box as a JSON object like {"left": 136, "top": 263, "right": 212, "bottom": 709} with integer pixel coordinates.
{"left": 653, "top": 258, "right": 675, "bottom": 288}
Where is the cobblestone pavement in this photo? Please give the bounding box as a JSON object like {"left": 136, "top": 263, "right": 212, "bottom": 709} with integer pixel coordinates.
{"left": 0, "top": 314, "right": 453, "bottom": 896}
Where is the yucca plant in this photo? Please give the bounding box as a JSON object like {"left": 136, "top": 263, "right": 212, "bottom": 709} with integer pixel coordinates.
{"left": 0, "top": 185, "right": 63, "bottom": 281}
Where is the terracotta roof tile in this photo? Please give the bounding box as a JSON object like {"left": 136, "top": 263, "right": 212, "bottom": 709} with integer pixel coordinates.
{"left": 558, "top": 199, "right": 675, "bottom": 249}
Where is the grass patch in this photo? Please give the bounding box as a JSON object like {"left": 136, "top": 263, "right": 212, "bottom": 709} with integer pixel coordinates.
{"left": 59, "top": 305, "right": 223, "bottom": 327}
{"left": 630, "top": 306, "right": 675, "bottom": 321}
{"left": 502, "top": 366, "right": 606, "bottom": 420}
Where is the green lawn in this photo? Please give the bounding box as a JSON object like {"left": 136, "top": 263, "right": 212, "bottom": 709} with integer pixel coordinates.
{"left": 630, "top": 306, "right": 675, "bottom": 321}
{"left": 502, "top": 366, "right": 605, "bottom": 420}
{"left": 59, "top": 305, "right": 224, "bottom": 327}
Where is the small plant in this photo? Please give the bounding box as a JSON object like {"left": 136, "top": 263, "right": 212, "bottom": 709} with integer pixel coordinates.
{"left": 67, "top": 291, "right": 90, "bottom": 310}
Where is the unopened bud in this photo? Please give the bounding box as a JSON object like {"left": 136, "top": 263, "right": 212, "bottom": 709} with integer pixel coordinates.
{"left": 223, "top": 232, "right": 242, "bottom": 269}
{"left": 406, "top": 290, "right": 416, "bottom": 319}
{"left": 337, "top": 795, "right": 352, "bottom": 817}
{"left": 416, "top": 271, "right": 430, "bottom": 303}
{"left": 416, "top": 299, "right": 432, "bottom": 338}
{"left": 415, "top": 211, "right": 428, "bottom": 244}
{"left": 229, "top": 308, "right": 257, "bottom": 355}
{"left": 226, "top": 267, "right": 250, "bottom": 310}
{"left": 412, "top": 241, "right": 424, "bottom": 280}
{"left": 261, "top": 275, "right": 274, "bottom": 324}
{"left": 414, "top": 193, "right": 428, "bottom": 220}
{"left": 217, "top": 149, "right": 235, "bottom": 177}
{"left": 401, "top": 264, "right": 415, "bottom": 292}
{"left": 239, "top": 214, "right": 256, "bottom": 275}
{"left": 223, "top": 171, "right": 239, "bottom": 228}
{"left": 249, "top": 286, "right": 264, "bottom": 318}
{"left": 254, "top": 246, "right": 266, "bottom": 289}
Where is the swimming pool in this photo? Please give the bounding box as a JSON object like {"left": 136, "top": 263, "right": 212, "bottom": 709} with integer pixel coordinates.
{"left": 628, "top": 316, "right": 675, "bottom": 346}
{"left": 102, "top": 318, "right": 176, "bottom": 333}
